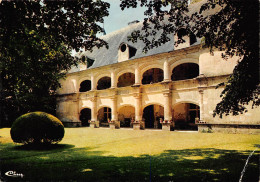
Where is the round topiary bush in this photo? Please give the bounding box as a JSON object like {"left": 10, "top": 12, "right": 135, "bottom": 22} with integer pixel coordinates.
{"left": 11, "top": 112, "right": 65, "bottom": 145}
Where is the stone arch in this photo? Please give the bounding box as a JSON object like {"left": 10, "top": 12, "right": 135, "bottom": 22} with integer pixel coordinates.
{"left": 142, "top": 102, "right": 165, "bottom": 111}
{"left": 169, "top": 58, "right": 199, "bottom": 71}
{"left": 97, "top": 106, "right": 112, "bottom": 127}
{"left": 117, "top": 72, "right": 135, "bottom": 87}
{"left": 172, "top": 101, "right": 200, "bottom": 130}
{"left": 95, "top": 73, "right": 111, "bottom": 84}
{"left": 97, "top": 105, "right": 112, "bottom": 112}
{"left": 172, "top": 101, "right": 200, "bottom": 108}
{"left": 141, "top": 68, "right": 164, "bottom": 85}
{"left": 116, "top": 68, "right": 135, "bottom": 80}
{"left": 79, "top": 107, "right": 91, "bottom": 126}
{"left": 97, "top": 76, "right": 111, "bottom": 90}
{"left": 79, "top": 80, "right": 91, "bottom": 92}
{"left": 171, "top": 63, "right": 199, "bottom": 81}
{"left": 79, "top": 76, "right": 91, "bottom": 85}
{"left": 142, "top": 104, "right": 164, "bottom": 129}
{"left": 118, "top": 105, "right": 135, "bottom": 127}
{"left": 140, "top": 63, "right": 163, "bottom": 76}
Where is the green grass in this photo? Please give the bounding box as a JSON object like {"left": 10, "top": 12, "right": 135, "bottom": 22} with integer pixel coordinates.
{"left": 0, "top": 128, "right": 259, "bottom": 181}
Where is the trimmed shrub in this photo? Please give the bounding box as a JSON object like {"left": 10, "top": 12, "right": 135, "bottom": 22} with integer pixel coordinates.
{"left": 10, "top": 112, "right": 65, "bottom": 145}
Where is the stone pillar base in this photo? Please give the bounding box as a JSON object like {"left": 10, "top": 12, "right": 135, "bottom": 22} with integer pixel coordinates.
{"left": 89, "top": 120, "right": 99, "bottom": 128}
{"left": 161, "top": 122, "right": 171, "bottom": 131}
{"left": 133, "top": 122, "right": 140, "bottom": 130}
{"left": 109, "top": 123, "right": 115, "bottom": 129}
{"left": 140, "top": 121, "right": 145, "bottom": 130}
{"left": 90, "top": 123, "right": 95, "bottom": 128}
{"left": 109, "top": 121, "right": 120, "bottom": 129}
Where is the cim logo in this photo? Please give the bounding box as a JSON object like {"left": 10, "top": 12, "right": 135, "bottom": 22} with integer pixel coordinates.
{"left": 5, "top": 171, "right": 24, "bottom": 178}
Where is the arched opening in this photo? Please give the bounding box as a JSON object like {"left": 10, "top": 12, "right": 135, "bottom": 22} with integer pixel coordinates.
{"left": 80, "top": 108, "right": 91, "bottom": 126}
{"left": 173, "top": 103, "right": 199, "bottom": 130}
{"left": 117, "top": 72, "right": 135, "bottom": 87}
{"left": 142, "top": 104, "right": 164, "bottom": 129}
{"left": 142, "top": 68, "right": 163, "bottom": 85}
{"left": 171, "top": 63, "right": 199, "bottom": 81}
{"left": 97, "top": 77, "right": 111, "bottom": 90}
{"left": 79, "top": 80, "right": 91, "bottom": 92}
{"left": 97, "top": 107, "right": 111, "bottom": 127}
{"left": 118, "top": 106, "right": 135, "bottom": 127}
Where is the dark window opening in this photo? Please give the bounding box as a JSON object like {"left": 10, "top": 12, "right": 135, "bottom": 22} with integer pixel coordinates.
{"left": 97, "top": 76, "right": 111, "bottom": 90}
{"left": 82, "top": 56, "right": 86, "bottom": 62}
{"left": 129, "top": 46, "right": 137, "bottom": 58}
{"left": 117, "top": 72, "right": 135, "bottom": 87}
{"left": 142, "top": 68, "right": 164, "bottom": 85}
{"left": 190, "top": 33, "right": 197, "bottom": 45}
{"left": 177, "top": 28, "right": 188, "bottom": 39}
{"left": 79, "top": 80, "right": 91, "bottom": 92}
{"left": 171, "top": 63, "right": 199, "bottom": 81}
{"left": 82, "top": 56, "right": 95, "bottom": 68}
{"left": 177, "top": 28, "right": 197, "bottom": 46}
{"left": 87, "top": 58, "right": 95, "bottom": 68}
{"left": 80, "top": 108, "right": 91, "bottom": 126}
{"left": 121, "top": 44, "right": 127, "bottom": 52}
{"left": 143, "top": 105, "right": 164, "bottom": 129}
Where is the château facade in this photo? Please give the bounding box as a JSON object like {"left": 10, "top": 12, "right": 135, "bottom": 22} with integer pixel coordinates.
{"left": 56, "top": 8, "right": 260, "bottom": 134}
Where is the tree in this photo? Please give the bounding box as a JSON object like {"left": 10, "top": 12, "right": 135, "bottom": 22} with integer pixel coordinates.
{"left": 120, "top": 0, "right": 259, "bottom": 117}
{"left": 0, "top": 0, "right": 109, "bottom": 125}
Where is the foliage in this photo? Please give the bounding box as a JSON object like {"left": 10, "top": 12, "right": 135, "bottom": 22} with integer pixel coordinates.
{"left": 10, "top": 112, "right": 64, "bottom": 145}
{"left": 120, "top": 0, "right": 259, "bottom": 117}
{"left": 0, "top": 0, "right": 110, "bottom": 125}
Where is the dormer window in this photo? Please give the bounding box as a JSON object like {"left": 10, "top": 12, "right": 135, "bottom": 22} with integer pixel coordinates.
{"left": 81, "top": 56, "right": 95, "bottom": 68}
{"left": 118, "top": 43, "right": 137, "bottom": 62}
{"left": 174, "top": 28, "right": 197, "bottom": 50}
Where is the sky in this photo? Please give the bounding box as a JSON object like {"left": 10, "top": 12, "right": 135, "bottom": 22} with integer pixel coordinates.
{"left": 102, "top": 0, "right": 147, "bottom": 34}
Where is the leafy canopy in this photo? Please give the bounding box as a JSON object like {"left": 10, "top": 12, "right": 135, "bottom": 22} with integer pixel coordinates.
{"left": 0, "top": 0, "right": 109, "bottom": 124}
{"left": 120, "top": 0, "right": 259, "bottom": 117}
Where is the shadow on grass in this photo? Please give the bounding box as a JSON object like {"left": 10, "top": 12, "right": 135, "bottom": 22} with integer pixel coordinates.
{"left": 13, "top": 143, "right": 75, "bottom": 151}
{"left": 1, "top": 147, "right": 259, "bottom": 182}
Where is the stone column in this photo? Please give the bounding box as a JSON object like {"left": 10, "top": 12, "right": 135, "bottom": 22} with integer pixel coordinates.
{"left": 134, "top": 93, "right": 142, "bottom": 122}
{"left": 134, "top": 66, "right": 141, "bottom": 86}
{"left": 163, "top": 60, "right": 171, "bottom": 82}
{"left": 133, "top": 92, "right": 143, "bottom": 130}
{"left": 162, "top": 90, "right": 172, "bottom": 131}
{"left": 199, "top": 89, "right": 204, "bottom": 123}
{"left": 90, "top": 96, "right": 98, "bottom": 128}
{"left": 91, "top": 74, "right": 96, "bottom": 91}
{"left": 111, "top": 71, "right": 116, "bottom": 88}
{"left": 163, "top": 91, "right": 172, "bottom": 121}
{"left": 111, "top": 95, "right": 119, "bottom": 128}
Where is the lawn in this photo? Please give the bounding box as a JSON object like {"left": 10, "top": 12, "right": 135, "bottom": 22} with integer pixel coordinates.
{"left": 0, "top": 127, "right": 259, "bottom": 181}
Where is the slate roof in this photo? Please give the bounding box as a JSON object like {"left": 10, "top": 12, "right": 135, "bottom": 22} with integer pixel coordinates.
{"left": 69, "top": 0, "right": 210, "bottom": 73}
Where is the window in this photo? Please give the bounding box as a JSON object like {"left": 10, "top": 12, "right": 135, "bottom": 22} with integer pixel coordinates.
{"left": 104, "top": 107, "right": 111, "bottom": 121}
{"left": 188, "top": 104, "right": 200, "bottom": 123}
{"left": 120, "top": 44, "right": 127, "bottom": 52}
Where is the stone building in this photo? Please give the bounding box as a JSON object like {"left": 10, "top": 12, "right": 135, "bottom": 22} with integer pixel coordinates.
{"left": 56, "top": 3, "right": 260, "bottom": 134}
